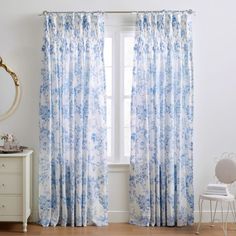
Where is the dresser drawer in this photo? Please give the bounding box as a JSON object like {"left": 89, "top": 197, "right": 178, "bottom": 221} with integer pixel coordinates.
{"left": 0, "top": 174, "right": 22, "bottom": 194}
{"left": 0, "top": 158, "right": 22, "bottom": 173}
{"left": 0, "top": 196, "right": 22, "bottom": 216}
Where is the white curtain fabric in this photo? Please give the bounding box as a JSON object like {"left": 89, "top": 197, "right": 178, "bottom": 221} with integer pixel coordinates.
{"left": 129, "top": 12, "right": 194, "bottom": 226}
{"left": 39, "top": 13, "right": 108, "bottom": 227}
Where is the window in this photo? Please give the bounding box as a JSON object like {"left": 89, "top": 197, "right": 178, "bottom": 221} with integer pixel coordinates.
{"left": 122, "top": 34, "right": 134, "bottom": 162}
{"left": 104, "top": 37, "right": 113, "bottom": 160}
{"left": 104, "top": 26, "right": 135, "bottom": 164}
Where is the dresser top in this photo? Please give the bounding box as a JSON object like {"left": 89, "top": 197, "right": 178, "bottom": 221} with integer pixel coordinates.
{"left": 0, "top": 149, "right": 33, "bottom": 157}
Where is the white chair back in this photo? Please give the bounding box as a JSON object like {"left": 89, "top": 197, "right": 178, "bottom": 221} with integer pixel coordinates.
{"left": 215, "top": 158, "right": 236, "bottom": 184}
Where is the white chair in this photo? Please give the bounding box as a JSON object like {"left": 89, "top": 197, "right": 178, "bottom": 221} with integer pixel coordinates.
{"left": 196, "top": 154, "right": 236, "bottom": 236}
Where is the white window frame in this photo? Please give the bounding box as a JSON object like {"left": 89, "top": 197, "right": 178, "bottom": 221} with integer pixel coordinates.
{"left": 105, "top": 24, "right": 135, "bottom": 164}
{"left": 104, "top": 31, "right": 115, "bottom": 163}
{"left": 120, "top": 30, "right": 135, "bottom": 164}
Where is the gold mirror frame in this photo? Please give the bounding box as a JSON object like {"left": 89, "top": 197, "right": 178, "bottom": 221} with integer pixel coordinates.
{"left": 0, "top": 57, "right": 21, "bottom": 121}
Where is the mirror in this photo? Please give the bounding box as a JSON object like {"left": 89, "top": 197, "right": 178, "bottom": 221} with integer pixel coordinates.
{"left": 0, "top": 57, "right": 20, "bottom": 121}
{"left": 0, "top": 69, "right": 16, "bottom": 114}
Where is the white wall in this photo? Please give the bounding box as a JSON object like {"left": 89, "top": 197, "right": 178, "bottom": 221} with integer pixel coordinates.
{"left": 0, "top": 0, "right": 236, "bottom": 223}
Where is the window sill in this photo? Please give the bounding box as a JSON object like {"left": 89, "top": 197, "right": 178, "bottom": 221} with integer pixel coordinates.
{"left": 108, "top": 162, "right": 130, "bottom": 166}
{"left": 108, "top": 162, "right": 130, "bottom": 172}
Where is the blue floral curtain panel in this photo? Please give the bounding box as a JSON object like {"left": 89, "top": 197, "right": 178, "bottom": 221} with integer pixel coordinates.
{"left": 39, "top": 13, "right": 108, "bottom": 227}
{"left": 130, "top": 12, "right": 194, "bottom": 226}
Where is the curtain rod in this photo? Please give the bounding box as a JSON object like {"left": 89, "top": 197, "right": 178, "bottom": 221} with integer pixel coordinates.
{"left": 39, "top": 9, "right": 195, "bottom": 16}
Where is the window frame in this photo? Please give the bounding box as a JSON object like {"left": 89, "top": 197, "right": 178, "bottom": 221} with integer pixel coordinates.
{"left": 104, "top": 31, "right": 115, "bottom": 163}
{"left": 105, "top": 25, "right": 135, "bottom": 164}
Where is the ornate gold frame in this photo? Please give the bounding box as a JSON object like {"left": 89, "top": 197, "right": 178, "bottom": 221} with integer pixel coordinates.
{"left": 0, "top": 57, "right": 21, "bottom": 121}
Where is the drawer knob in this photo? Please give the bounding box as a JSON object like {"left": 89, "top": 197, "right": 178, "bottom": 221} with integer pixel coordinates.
{"left": 1, "top": 205, "right": 5, "bottom": 208}
{"left": 1, "top": 164, "right": 5, "bottom": 168}
{"left": 1, "top": 184, "right": 4, "bottom": 187}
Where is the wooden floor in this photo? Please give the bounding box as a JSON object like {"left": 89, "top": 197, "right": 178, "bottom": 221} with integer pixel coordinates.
{"left": 0, "top": 223, "right": 235, "bottom": 236}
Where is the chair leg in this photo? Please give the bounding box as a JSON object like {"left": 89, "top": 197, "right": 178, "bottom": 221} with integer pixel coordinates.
{"left": 210, "top": 200, "right": 213, "bottom": 226}
{"left": 220, "top": 201, "right": 229, "bottom": 236}
{"left": 232, "top": 201, "right": 236, "bottom": 223}
{"left": 229, "top": 201, "right": 236, "bottom": 231}
{"left": 211, "top": 200, "right": 218, "bottom": 226}
{"left": 229, "top": 202, "right": 236, "bottom": 223}
{"left": 196, "top": 198, "right": 203, "bottom": 235}
{"left": 223, "top": 203, "right": 230, "bottom": 236}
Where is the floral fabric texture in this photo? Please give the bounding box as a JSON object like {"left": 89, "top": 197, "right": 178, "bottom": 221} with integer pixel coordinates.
{"left": 130, "top": 12, "right": 194, "bottom": 226}
{"left": 39, "top": 13, "right": 108, "bottom": 227}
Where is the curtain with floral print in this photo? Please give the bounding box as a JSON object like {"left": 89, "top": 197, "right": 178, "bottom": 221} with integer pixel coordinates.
{"left": 130, "top": 12, "right": 194, "bottom": 226}
{"left": 39, "top": 13, "right": 108, "bottom": 227}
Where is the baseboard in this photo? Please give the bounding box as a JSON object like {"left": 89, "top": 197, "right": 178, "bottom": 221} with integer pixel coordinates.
{"left": 194, "top": 210, "right": 235, "bottom": 223}
{"left": 29, "top": 209, "right": 39, "bottom": 223}
{"left": 108, "top": 210, "right": 129, "bottom": 223}
{"left": 109, "top": 210, "right": 236, "bottom": 223}
{"left": 30, "top": 209, "right": 235, "bottom": 224}
{"left": 29, "top": 210, "right": 129, "bottom": 223}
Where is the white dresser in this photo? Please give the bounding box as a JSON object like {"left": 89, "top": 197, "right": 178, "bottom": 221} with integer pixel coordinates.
{"left": 0, "top": 150, "right": 33, "bottom": 232}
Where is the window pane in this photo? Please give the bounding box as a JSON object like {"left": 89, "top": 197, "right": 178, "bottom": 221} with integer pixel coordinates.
{"left": 107, "top": 98, "right": 112, "bottom": 128}
{"left": 124, "top": 98, "right": 131, "bottom": 127}
{"left": 107, "top": 127, "right": 112, "bottom": 158}
{"left": 104, "top": 37, "right": 112, "bottom": 67}
{"left": 124, "top": 127, "right": 131, "bottom": 157}
{"left": 124, "top": 67, "right": 132, "bottom": 96}
{"left": 124, "top": 37, "right": 134, "bottom": 67}
{"left": 105, "top": 67, "right": 112, "bottom": 96}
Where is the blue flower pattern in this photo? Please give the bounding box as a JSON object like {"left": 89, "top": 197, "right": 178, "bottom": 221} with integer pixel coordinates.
{"left": 129, "top": 12, "right": 194, "bottom": 226}
{"left": 39, "top": 13, "right": 108, "bottom": 227}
